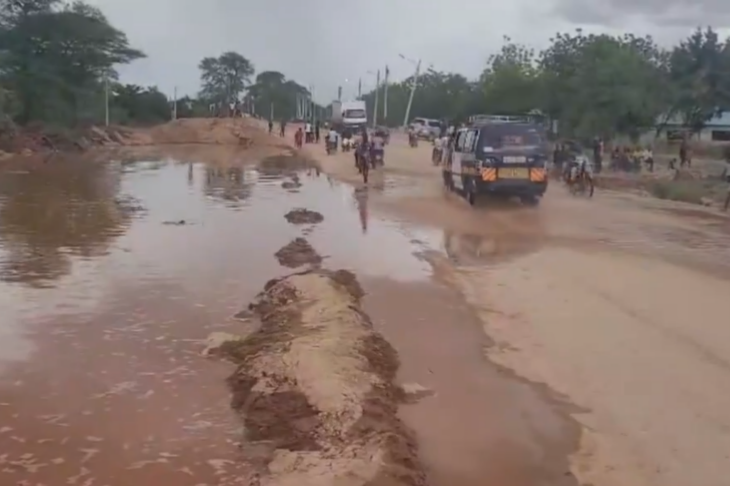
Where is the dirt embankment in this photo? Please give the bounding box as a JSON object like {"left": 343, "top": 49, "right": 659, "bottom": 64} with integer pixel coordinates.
{"left": 221, "top": 269, "right": 425, "bottom": 486}
{"left": 0, "top": 117, "right": 275, "bottom": 160}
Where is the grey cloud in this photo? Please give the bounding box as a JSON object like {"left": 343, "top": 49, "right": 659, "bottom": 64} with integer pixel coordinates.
{"left": 552, "top": 0, "right": 730, "bottom": 28}
{"left": 87, "top": 0, "right": 552, "bottom": 102}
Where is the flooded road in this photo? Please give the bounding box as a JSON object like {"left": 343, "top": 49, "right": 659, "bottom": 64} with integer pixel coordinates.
{"left": 0, "top": 153, "right": 439, "bottom": 485}
{"left": 3, "top": 119, "right": 730, "bottom": 486}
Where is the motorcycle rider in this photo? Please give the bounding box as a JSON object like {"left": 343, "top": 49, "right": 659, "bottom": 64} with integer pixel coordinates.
{"left": 326, "top": 127, "right": 338, "bottom": 152}
{"left": 370, "top": 132, "right": 385, "bottom": 166}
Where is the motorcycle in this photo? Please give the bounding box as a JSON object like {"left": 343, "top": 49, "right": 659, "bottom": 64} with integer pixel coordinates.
{"left": 371, "top": 149, "right": 384, "bottom": 168}
{"left": 341, "top": 138, "right": 352, "bottom": 152}
{"left": 326, "top": 140, "right": 336, "bottom": 155}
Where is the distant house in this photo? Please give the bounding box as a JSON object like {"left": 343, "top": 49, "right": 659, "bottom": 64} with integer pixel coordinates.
{"left": 651, "top": 111, "right": 730, "bottom": 143}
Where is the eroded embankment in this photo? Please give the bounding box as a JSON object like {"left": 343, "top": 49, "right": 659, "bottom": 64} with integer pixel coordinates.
{"left": 221, "top": 269, "right": 425, "bottom": 486}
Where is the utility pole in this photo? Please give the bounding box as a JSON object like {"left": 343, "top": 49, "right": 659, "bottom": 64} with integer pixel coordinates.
{"left": 104, "top": 72, "right": 110, "bottom": 126}
{"left": 172, "top": 86, "right": 178, "bottom": 120}
{"left": 372, "top": 69, "right": 380, "bottom": 127}
{"left": 358, "top": 78, "right": 362, "bottom": 99}
{"left": 337, "top": 86, "right": 342, "bottom": 101}
{"left": 310, "top": 85, "right": 315, "bottom": 123}
{"left": 270, "top": 101, "right": 274, "bottom": 121}
{"left": 402, "top": 59, "right": 421, "bottom": 128}
{"left": 383, "top": 65, "right": 389, "bottom": 121}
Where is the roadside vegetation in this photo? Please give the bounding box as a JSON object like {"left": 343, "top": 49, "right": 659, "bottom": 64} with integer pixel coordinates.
{"left": 0, "top": 0, "right": 317, "bottom": 135}
{"left": 362, "top": 29, "right": 730, "bottom": 144}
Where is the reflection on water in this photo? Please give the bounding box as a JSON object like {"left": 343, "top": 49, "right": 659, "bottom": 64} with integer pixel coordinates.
{"left": 204, "top": 166, "right": 253, "bottom": 205}
{"left": 0, "top": 153, "right": 439, "bottom": 485}
{"left": 354, "top": 187, "right": 370, "bottom": 233}
{"left": 0, "top": 160, "right": 131, "bottom": 287}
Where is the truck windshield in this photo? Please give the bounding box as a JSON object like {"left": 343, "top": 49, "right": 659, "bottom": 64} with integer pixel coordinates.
{"left": 482, "top": 127, "right": 543, "bottom": 148}
{"left": 344, "top": 109, "right": 366, "bottom": 118}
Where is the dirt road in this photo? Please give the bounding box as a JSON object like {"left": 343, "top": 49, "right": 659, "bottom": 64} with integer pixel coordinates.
{"left": 290, "top": 125, "right": 730, "bottom": 486}
{"left": 1, "top": 118, "right": 729, "bottom": 486}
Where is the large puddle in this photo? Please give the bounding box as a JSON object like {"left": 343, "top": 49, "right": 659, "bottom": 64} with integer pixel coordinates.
{"left": 0, "top": 151, "right": 587, "bottom": 486}
{"left": 0, "top": 154, "right": 437, "bottom": 485}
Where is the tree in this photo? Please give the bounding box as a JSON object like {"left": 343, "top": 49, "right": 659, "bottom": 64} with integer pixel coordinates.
{"left": 198, "top": 51, "right": 254, "bottom": 106}
{"left": 0, "top": 0, "right": 145, "bottom": 125}
{"left": 667, "top": 27, "right": 730, "bottom": 133}
{"left": 479, "top": 37, "right": 541, "bottom": 115}
{"left": 111, "top": 83, "right": 170, "bottom": 124}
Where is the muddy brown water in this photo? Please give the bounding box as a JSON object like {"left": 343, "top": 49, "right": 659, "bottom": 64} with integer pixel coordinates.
{"left": 0, "top": 154, "right": 580, "bottom": 485}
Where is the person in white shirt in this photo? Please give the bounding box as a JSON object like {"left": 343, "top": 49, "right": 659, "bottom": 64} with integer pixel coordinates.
{"left": 304, "top": 122, "right": 312, "bottom": 143}
{"left": 327, "top": 129, "right": 338, "bottom": 151}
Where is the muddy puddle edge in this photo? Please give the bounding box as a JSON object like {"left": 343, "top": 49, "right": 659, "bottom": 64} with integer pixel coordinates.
{"left": 217, "top": 268, "right": 426, "bottom": 485}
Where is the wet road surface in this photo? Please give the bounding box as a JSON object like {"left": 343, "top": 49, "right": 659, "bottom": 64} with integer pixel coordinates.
{"left": 3, "top": 124, "right": 730, "bottom": 486}
{"left": 0, "top": 154, "right": 439, "bottom": 485}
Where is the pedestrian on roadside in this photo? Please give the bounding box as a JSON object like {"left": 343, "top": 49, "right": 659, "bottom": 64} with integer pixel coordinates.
{"left": 679, "top": 136, "right": 690, "bottom": 167}
{"left": 592, "top": 137, "right": 603, "bottom": 174}
{"left": 268, "top": 119, "right": 273, "bottom": 134}
{"left": 295, "top": 127, "right": 304, "bottom": 148}
{"left": 280, "top": 119, "right": 286, "bottom": 137}
{"left": 315, "top": 121, "right": 320, "bottom": 143}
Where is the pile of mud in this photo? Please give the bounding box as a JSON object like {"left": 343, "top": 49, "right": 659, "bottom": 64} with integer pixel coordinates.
{"left": 284, "top": 208, "right": 324, "bottom": 225}
{"left": 274, "top": 237, "right": 323, "bottom": 268}
{"left": 222, "top": 269, "right": 425, "bottom": 486}
{"left": 139, "top": 118, "right": 254, "bottom": 146}
{"left": 0, "top": 119, "right": 133, "bottom": 157}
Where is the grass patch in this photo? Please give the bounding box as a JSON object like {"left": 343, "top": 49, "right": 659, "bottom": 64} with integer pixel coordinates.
{"left": 648, "top": 179, "right": 723, "bottom": 204}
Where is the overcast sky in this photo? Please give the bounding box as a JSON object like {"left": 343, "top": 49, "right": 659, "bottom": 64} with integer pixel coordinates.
{"left": 86, "top": 0, "right": 729, "bottom": 102}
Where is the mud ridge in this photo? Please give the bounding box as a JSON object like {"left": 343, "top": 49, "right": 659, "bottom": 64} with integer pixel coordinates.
{"left": 274, "top": 237, "right": 323, "bottom": 268}
{"left": 284, "top": 208, "right": 324, "bottom": 225}
{"left": 223, "top": 269, "right": 426, "bottom": 486}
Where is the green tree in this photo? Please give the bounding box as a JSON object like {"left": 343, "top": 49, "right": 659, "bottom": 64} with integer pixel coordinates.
{"left": 111, "top": 83, "right": 170, "bottom": 124}
{"left": 0, "top": 0, "right": 144, "bottom": 125}
{"left": 198, "top": 51, "right": 254, "bottom": 105}
{"left": 667, "top": 27, "right": 730, "bottom": 133}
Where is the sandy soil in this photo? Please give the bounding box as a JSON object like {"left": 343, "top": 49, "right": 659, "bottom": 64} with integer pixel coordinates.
{"left": 5, "top": 116, "right": 728, "bottom": 486}
{"left": 221, "top": 269, "right": 425, "bottom": 486}
{"left": 278, "top": 123, "right": 730, "bottom": 486}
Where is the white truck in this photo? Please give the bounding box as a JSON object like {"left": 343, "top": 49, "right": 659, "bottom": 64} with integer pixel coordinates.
{"left": 331, "top": 100, "right": 367, "bottom": 132}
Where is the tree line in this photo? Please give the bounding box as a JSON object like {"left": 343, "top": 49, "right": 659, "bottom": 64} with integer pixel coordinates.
{"left": 360, "top": 28, "right": 730, "bottom": 142}
{"left": 0, "top": 0, "right": 319, "bottom": 129}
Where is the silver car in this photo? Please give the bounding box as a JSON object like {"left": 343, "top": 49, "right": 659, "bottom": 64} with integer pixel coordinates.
{"left": 410, "top": 118, "right": 441, "bottom": 140}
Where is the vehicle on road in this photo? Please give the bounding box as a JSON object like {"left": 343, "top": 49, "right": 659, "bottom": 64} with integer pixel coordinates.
{"left": 331, "top": 100, "right": 367, "bottom": 132}
{"left": 442, "top": 119, "right": 548, "bottom": 205}
{"left": 408, "top": 131, "right": 418, "bottom": 147}
{"left": 564, "top": 155, "right": 594, "bottom": 197}
{"left": 374, "top": 126, "right": 390, "bottom": 144}
{"left": 410, "top": 117, "right": 441, "bottom": 140}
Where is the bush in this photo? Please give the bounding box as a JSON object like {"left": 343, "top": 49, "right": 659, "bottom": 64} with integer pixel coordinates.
{"left": 648, "top": 179, "right": 722, "bottom": 204}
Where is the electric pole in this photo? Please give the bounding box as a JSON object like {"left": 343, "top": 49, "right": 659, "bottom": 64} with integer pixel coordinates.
{"left": 104, "top": 72, "right": 110, "bottom": 126}
{"left": 383, "top": 65, "right": 389, "bottom": 120}
{"left": 402, "top": 59, "right": 421, "bottom": 128}
{"left": 172, "top": 86, "right": 178, "bottom": 120}
{"left": 372, "top": 70, "right": 380, "bottom": 127}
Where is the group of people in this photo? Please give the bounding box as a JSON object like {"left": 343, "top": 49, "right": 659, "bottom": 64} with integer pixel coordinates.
{"left": 609, "top": 145, "right": 655, "bottom": 172}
